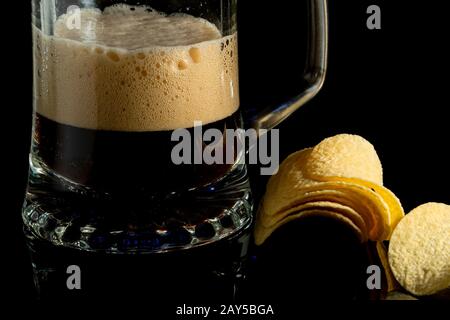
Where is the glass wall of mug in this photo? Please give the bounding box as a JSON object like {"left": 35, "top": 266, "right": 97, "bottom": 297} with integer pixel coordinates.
{"left": 26, "top": 0, "right": 252, "bottom": 253}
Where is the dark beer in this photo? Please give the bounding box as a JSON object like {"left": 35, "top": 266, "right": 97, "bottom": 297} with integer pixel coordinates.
{"left": 33, "top": 112, "right": 242, "bottom": 194}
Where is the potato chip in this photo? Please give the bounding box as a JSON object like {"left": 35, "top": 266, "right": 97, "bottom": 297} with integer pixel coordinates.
{"left": 262, "top": 148, "right": 314, "bottom": 218}
{"left": 343, "top": 180, "right": 403, "bottom": 237}
{"left": 301, "top": 135, "right": 404, "bottom": 237}
{"left": 258, "top": 201, "right": 368, "bottom": 243}
{"left": 388, "top": 203, "right": 450, "bottom": 296}
{"left": 259, "top": 149, "right": 392, "bottom": 240}
{"left": 259, "top": 190, "right": 366, "bottom": 229}
{"left": 255, "top": 209, "right": 363, "bottom": 246}
{"left": 267, "top": 183, "right": 391, "bottom": 240}
{"left": 305, "top": 177, "right": 404, "bottom": 238}
{"left": 255, "top": 190, "right": 367, "bottom": 243}
{"left": 304, "top": 134, "right": 383, "bottom": 185}
{"left": 385, "top": 292, "right": 418, "bottom": 301}
{"left": 376, "top": 241, "right": 399, "bottom": 293}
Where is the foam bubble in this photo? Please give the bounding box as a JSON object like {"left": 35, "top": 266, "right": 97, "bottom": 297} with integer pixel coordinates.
{"left": 34, "top": 4, "right": 239, "bottom": 132}
{"left": 189, "top": 47, "right": 202, "bottom": 63}
{"left": 178, "top": 60, "right": 188, "bottom": 70}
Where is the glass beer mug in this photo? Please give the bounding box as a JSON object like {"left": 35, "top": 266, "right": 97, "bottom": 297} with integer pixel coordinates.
{"left": 25, "top": 0, "right": 327, "bottom": 254}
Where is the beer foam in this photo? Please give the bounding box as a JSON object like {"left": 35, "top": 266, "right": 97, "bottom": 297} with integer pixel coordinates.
{"left": 33, "top": 4, "right": 239, "bottom": 131}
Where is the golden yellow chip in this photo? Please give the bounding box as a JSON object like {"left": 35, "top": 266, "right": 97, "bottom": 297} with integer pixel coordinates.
{"left": 385, "top": 292, "right": 418, "bottom": 301}
{"left": 306, "top": 177, "right": 404, "bottom": 238}
{"left": 266, "top": 183, "right": 391, "bottom": 240}
{"left": 256, "top": 190, "right": 364, "bottom": 242}
{"left": 388, "top": 203, "right": 450, "bottom": 296}
{"left": 259, "top": 190, "right": 365, "bottom": 229}
{"left": 260, "top": 149, "right": 391, "bottom": 240}
{"left": 348, "top": 180, "right": 403, "bottom": 237}
{"left": 262, "top": 148, "right": 314, "bottom": 218}
{"left": 301, "top": 135, "right": 404, "bottom": 237}
{"left": 304, "top": 134, "right": 383, "bottom": 185}
{"left": 257, "top": 201, "right": 368, "bottom": 243}
{"left": 376, "top": 241, "right": 399, "bottom": 293}
{"left": 255, "top": 209, "right": 364, "bottom": 246}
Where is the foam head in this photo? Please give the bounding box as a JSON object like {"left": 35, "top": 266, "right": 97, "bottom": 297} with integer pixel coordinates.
{"left": 33, "top": 4, "right": 240, "bottom": 131}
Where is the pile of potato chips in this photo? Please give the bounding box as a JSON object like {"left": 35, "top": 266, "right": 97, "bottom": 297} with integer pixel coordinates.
{"left": 255, "top": 134, "right": 404, "bottom": 246}
{"left": 255, "top": 134, "right": 450, "bottom": 298}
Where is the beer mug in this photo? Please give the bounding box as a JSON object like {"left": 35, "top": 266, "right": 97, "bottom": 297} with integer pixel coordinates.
{"left": 25, "top": 0, "right": 327, "bottom": 254}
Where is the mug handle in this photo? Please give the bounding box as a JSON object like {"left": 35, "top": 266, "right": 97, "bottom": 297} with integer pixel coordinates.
{"left": 247, "top": 0, "right": 328, "bottom": 131}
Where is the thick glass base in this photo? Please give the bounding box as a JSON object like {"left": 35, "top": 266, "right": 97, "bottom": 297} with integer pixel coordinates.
{"left": 23, "top": 157, "right": 253, "bottom": 254}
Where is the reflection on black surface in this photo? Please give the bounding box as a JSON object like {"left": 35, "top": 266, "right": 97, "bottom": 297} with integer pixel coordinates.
{"left": 25, "top": 226, "right": 250, "bottom": 303}
{"left": 25, "top": 215, "right": 383, "bottom": 302}
{"left": 246, "top": 216, "right": 379, "bottom": 301}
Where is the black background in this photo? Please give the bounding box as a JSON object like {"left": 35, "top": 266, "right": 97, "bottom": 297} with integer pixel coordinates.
{"left": 2, "top": 0, "right": 449, "bottom": 310}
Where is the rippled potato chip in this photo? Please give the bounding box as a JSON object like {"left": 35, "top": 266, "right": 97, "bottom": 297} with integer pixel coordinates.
{"left": 389, "top": 203, "right": 450, "bottom": 296}
{"left": 255, "top": 201, "right": 368, "bottom": 246}
{"left": 255, "top": 209, "right": 364, "bottom": 247}
{"left": 376, "top": 241, "right": 399, "bottom": 293}
{"left": 303, "top": 178, "right": 404, "bottom": 238}
{"left": 302, "top": 135, "right": 404, "bottom": 237}
{"left": 259, "top": 190, "right": 366, "bottom": 229}
{"left": 259, "top": 149, "right": 392, "bottom": 241}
